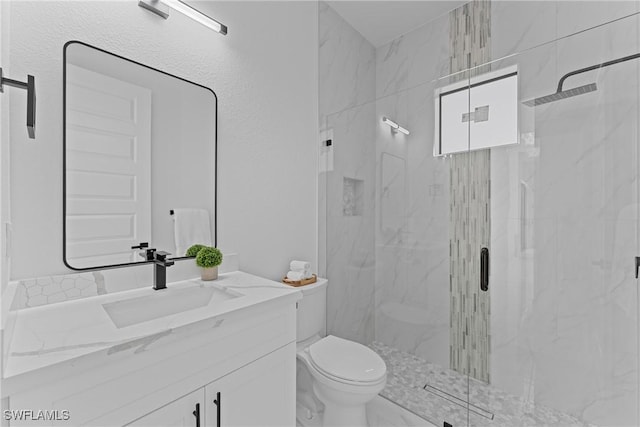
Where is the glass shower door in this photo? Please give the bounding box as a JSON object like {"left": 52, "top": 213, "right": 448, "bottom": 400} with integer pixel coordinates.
{"left": 466, "top": 13, "right": 640, "bottom": 426}
{"left": 425, "top": 64, "right": 477, "bottom": 426}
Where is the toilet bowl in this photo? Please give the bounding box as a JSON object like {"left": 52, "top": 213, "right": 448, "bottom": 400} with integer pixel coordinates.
{"left": 293, "top": 278, "right": 387, "bottom": 427}
{"left": 297, "top": 335, "right": 386, "bottom": 427}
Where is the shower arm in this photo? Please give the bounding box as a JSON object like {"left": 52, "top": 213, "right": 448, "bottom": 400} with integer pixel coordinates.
{"left": 556, "top": 52, "right": 640, "bottom": 93}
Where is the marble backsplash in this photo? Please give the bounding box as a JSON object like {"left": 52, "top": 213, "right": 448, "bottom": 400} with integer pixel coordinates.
{"left": 5, "top": 253, "right": 240, "bottom": 311}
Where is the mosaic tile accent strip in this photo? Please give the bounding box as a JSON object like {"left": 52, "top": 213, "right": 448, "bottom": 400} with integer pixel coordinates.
{"left": 448, "top": 0, "right": 492, "bottom": 383}
{"left": 449, "top": 0, "right": 492, "bottom": 81}
{"left": 370, "top": 341, "right": 594, "bottom": 427}
{"left": 449, "top": 151, "right": 491, "bottom": 383}
{"left": 11, "top": 272, "right": 106, "bottom": 310}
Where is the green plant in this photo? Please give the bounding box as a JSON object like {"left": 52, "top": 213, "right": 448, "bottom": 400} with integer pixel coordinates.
{"left": 186, "top": 244, "right": 207, "bottom": 257}
{"left": 196, "top": 247, "right": 223, "bottom": 268}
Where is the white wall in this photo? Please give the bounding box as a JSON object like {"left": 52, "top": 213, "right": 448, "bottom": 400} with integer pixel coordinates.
{"left": 5, "top": 1, "right": 318, "bottom": 282}
{"left": 0, "top": 0, "right": 9, "bottom": 297}
{"left": 1, "top": 0, "right": 11, "bottom": 406}
{"left": 197, "top": 1, "right": 318, "bottom": 280}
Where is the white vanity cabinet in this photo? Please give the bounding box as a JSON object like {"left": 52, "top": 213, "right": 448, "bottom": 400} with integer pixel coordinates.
{"left": 3, "top": 273, "right": 301, "bottom": 427}
{"left": 127, "top": 389, "right": 205, "bottom": 427}
{"left": 203, "top": 343, "right": 295, "bottom": 427}
{"left": 127, "top": 343, "right": 295, "bottom": 427}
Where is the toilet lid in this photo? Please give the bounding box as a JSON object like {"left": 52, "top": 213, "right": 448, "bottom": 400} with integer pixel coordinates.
{"left": 308, "top": 335, "right": 386, "bottom": 383}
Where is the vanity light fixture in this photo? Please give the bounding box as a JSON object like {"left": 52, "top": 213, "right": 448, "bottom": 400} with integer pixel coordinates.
{"left": 382, "top": 117, "right": 410, "bottom": 135}
{"left": 139, "top": 0, "right": 228, "bottom": 35}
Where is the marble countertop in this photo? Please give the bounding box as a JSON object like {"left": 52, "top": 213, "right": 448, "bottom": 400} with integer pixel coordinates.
{"left": 1, "top": 271, "right": 301, "bottom": 396}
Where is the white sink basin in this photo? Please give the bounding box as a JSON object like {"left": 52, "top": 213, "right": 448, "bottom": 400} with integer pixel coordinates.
{"left": 102, "top": 284, "right": 238, "bottom": 328}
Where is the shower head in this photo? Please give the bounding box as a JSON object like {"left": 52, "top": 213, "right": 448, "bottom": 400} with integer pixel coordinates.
{"left": 522, "top": 83, "right": 597, "bottom": 107}
{"left": 522, "top": 52, "right": 640, "bottom": 108}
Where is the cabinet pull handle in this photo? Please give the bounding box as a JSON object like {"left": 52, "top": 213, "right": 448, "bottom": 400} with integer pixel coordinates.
{"left": 213, "top": 392, "right": 221, "bottom": 427}
{"left": 192, "top": 403, "right": 201, "bottom": 427}
{"left": 480, "top": 247, "right": 489, "bottom": 291}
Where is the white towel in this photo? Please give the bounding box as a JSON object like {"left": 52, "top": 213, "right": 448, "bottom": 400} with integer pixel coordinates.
{"left": 288, "top": 261, "right": 313, "bottom": 279}
{"left": 301, "top": 269, "right": 312, "bottom": 279}
{"left": 290, "top": 260, "right": 311, "bottom": 273}
{"left": 289, "top": 260, "right": 313, "bottom": 279}
{"left": 286, "top": 271, "right": 306, "bottom": 281}
{"left": 173, "top": 208, "right": 213, "bottom": 256}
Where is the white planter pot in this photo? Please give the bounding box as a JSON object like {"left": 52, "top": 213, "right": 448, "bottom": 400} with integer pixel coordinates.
{"left": 201, "top": 266, "right": 218, "bottom": 281}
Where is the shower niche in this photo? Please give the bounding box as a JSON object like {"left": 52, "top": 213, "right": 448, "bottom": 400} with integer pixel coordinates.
{"left": 343, "top": 177, "right": 364, "bottom": 217}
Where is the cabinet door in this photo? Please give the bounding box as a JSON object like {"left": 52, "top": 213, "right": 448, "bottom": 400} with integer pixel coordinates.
{"left": 204, "top": 343, "right": 295, "bottom": 427}
{"left": 127, "top": 388, "right": 204, "bottom": 427}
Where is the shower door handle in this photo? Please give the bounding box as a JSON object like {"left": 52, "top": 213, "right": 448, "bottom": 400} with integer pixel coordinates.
{"left": 635, "top": 256, "right": 640, "bottom": 279}
{"left": 480, "top": 247, "right": 489, "bottom": 291}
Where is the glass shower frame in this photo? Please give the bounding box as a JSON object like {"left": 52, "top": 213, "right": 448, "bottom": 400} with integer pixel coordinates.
{"left": 320, "top": 8, "right": 640, "bottom": 427}
{"left": 469, "top": 13, "right": 639, "bottom": 426}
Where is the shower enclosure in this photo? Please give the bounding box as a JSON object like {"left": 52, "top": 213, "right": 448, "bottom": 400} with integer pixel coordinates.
{"left": 319, "top": 2, "right": 640, "bottom": 426}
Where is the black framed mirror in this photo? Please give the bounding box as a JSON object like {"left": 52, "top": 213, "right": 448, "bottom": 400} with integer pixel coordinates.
{"left": 63, "top": 41, "right": 217, "bottom": 270}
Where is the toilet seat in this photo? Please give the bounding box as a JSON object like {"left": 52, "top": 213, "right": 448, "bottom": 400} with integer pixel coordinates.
{"left": 307, "top": 335, "right": 386, "bottom": 385}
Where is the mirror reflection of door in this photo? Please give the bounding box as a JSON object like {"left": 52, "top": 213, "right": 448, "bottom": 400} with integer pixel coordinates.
{"left": 65, "top": 64, "right": 152, "bottom": 268}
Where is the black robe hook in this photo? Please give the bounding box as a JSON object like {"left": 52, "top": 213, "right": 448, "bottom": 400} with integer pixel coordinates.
{"left": 0, "top": 67, "right": 36, "bottom": 139}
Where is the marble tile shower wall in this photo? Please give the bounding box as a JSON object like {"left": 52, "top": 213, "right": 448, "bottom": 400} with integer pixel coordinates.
{"left": 494, "top": 16, "right": 640, "bottom": 425}
{"left": 488, "top": 7, "right": 640, "bottom": 426}
{"left": 319, "top": 1, "right": 376, "bottom": 344}
{"left": 373, "top": 0, "right": 640, "bottom": 100}
{"left": 373, "top": 81, "right": 450, "bottom": 368}
{"left": 325, "top": 103, "right": 377, "bottom": 344}
{"left": 321, "top": 4, "right": 639, "bottom": 424}
{"left": 373, "top": 2, "right": 453, "bottom": 370}
{"left": 318, "top": 2, "right": 376, "bottom": 120}
{"left": 373, "top": 0, "right": 639, "bottom": 335}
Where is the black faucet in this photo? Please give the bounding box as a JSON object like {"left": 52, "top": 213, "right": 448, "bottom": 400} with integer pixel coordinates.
{"left": 152, "top": 251, "right": 174, "bottom": 290}
{"left": 134, "top": 246, "right": 174, "bottom": 290}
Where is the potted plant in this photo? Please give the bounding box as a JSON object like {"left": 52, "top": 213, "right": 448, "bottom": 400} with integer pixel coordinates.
{"left": 185, "top": 244, "right": 206, "bottom": 257}
{"left": 195, "top": 246, "right": 223, "bottom": 281}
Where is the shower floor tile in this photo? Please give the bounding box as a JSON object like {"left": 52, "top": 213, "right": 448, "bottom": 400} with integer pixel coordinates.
{"left": 369, "top": 342, "right": 594, "bottom": 427}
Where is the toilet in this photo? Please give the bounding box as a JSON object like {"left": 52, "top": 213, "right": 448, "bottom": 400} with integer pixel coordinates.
{"left": 294, "top": 278, "right": 387, "bottom": 427}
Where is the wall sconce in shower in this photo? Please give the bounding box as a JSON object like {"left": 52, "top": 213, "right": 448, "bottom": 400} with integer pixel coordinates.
{"left": 139, "top": 0, "right": 228, "bottom": 35}
{"left": 382, "top": 117, "right": 410, "bottom": 135}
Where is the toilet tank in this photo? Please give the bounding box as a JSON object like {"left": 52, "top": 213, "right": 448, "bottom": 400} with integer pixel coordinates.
{"left": 296, "top": 278, "right": 328, "bottom": 342}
